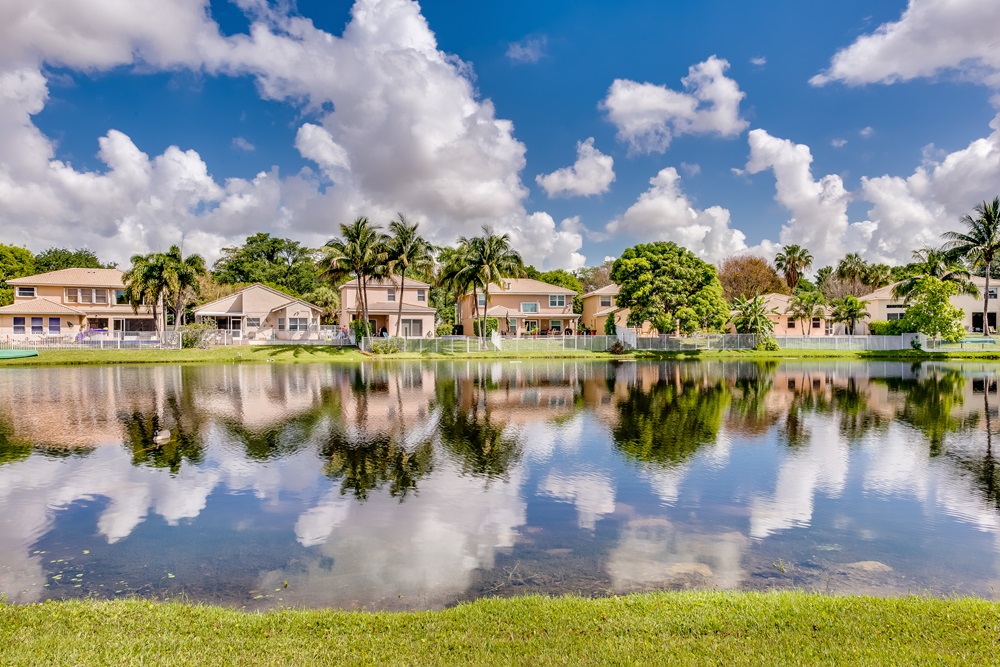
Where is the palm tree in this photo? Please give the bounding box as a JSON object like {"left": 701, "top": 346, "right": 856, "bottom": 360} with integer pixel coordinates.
{"left": 774, "top": 245, "right": 813, "bottom": 291}
{"left": 162, "top": 245, "right": 206, "bottom": 330}
{"left": 831, "top": 295, "right": 869, "bottom": 335}
{"left": 386, "top": 214, "right": 435, "bottom": 337}
{"left": 787, "top": 291, "right": 826, "bottom": 335}
{"left": 891, "top": 247, "right": 978, "bottom": 302}
{"left": 436, "top": 245, "right": 478, "bottom": 333}
{"left": 731, "top": 294, "right": 777, "bottom": 336}
{"left": 123, "top": 252, "right": 171, "bottom": 337}
{"left": 322, "top": 217, "right": 388, "bottom": 338}
{"left": 943, "top": 197, "right": 1000, "bottom": 334}
{"left": 463, "top": 227, "right": 524, "bottom": 340}
{"left": 862, "top": 263, "right": 892, "bottom": 290}
{"left": 836, "top": 253, "right": 868, "bottom": 295}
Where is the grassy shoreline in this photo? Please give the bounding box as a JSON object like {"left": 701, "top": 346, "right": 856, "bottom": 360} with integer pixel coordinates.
{"left": 2, "top": 592, "right": 997, "bottom": 665}
{"left": 3, "top": 344, "right": 1000, "bottom": 366}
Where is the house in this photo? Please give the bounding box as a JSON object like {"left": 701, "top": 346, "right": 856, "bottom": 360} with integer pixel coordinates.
{"left": 0, "top": 268, "right": 156, "bottom": 339}
{"left": 580, "top": 283, "right": 654, "bottom": 334}
{"left": 457, "top": 278, "right": 580, "bottom": 336}
{"left": 861, "top": 276, "right": 997, "bottom": 333}
{"left": 340, "top": 276, "right": 437, "bottom": 337}
{"left": 763, "top": 293, "right": 836, "bottom": 337}
{"left": 193, "top": 283, "right": 324, "bottom": 341}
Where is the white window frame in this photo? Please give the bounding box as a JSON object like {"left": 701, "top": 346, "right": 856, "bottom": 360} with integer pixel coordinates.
{"left": 550, "top": 319, "right": 563, "bottom": 333}
{"left": 521, "top": 301, "right": 539, "bottom": 313}
{"left": 599, "top": 295, "right": 612, "bottom": 308}
{"left": 288, "top": 317, "right": 308, "bottom": 331}
{"left": 525, "top": 319, "right": 539, "bottom": 332}
{"left": 16, "top": 287, "right": 35, "bottom": 298}
{"left": 13, "top": 317, "right": 25, "bottom": 334}
{"left": 115, "top": 289, "right": 127, "bottom": 305}
{"left": 246, "top": 317, "right": 261, "bottom": 328}
{"left": 477, "top": 293, "right": 486, "bottom": 307}
{"left": 277, "top": 318, "right": 285, "bottom": 331}
{"left": 31, "top": 317, "right": 43, "bottom": 334}
{"left": 549, "top": 294, "right": 566, "bottom": 308}
{"left": 812, "top": 317, "right": 822, "bottom": 329}
{"left": 65, "top": 288, "right": 108, "bottom": 304}
{"left": 787, "top": 317, "right": 796, "bottom": 329}
{"left": 48, "top": 317, "right": 60, "bottom": 334}
{"left": 417, "top": 289, "right": 426, "bottom": 302}
{"left": 387, "top": 288, "right": 396, "bottom": 302}
{"left": 990, "top": 288, "right": 998, "bottom": 300}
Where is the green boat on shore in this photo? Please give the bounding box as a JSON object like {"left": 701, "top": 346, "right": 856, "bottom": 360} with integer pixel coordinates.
{"left": 0, "top": 350, "right": 39, "bottom": 359}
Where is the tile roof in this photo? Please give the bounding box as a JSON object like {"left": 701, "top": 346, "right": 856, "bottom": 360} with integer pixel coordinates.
{"left": 465, "top": 278, "right": 577, "bottom": 296}
{"left": 7, "top": 268, "right": 125, "bottom": 287}
{"left": 582, "top": 283, "right": 619, "bottom": 298}
{"left": 341, "top": 276, "right": 432, "bottom": 289}
{"left": 0, "top": 297, "right": 87, "bottom": 316}
{"left": 193, "top": 283, "right": 323, "bottom": 314}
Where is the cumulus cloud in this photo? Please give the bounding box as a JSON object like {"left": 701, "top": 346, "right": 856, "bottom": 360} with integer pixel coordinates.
{"left": 859, "top": 126, "right": 875, "bottom": 138}
{"left": 605, "top": 167, "right": 752, "bottom": 263}
{"left": 601, "top": 56, "right": 748, "bottom": 154}
{"left": 811, "top": 0, "right": 1000, "bottom": 88}
{"left": 508, "top": 212, "right": 586, "bottom": 270}
{"left": 506, "top": 35, "right": 547, "bottom": 64}
{"left": 535, "top": 137, "right": 615, "bottom": 197}
{"left": 0, "top": 0, "right": 585, "bottom": 267}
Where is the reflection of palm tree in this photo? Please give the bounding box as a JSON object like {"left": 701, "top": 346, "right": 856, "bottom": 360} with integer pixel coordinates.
{"left": 120, "top": 409, "right": 203, "bottom": 474}
{"left": 728, "top": 362, "right": 777, "bottom": 435}
{"left": 321, "top": 431, "right": 434, "bottom": 501}
{"left": 832, "top": 378, "right": 885, "bottom": 443}
{"left": 879, "top": 370, "right": 978, "bottom": 456}
{"left": 0, "top": 414, "right": 31, "bottom": 466}
{"left": 434, "top": 378, "right": 523, "bottom": 481}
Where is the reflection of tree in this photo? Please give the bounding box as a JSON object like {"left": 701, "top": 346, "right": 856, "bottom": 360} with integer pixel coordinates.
{"left": 435, "top": 378, "right": 523, "bottom": 481}
{"left": 121, "top": 406, "right": 203, "bottom": 474}
{"left": 0, "top": 415, "right": 31, "bottom": 466}
{"left": 321, "top": 431, "right": 433, "bottom": 501}
{"left": 947, "top": 381, "right": 1000, "bottom": 509}
{"left": 613, "top": 375, "right": 729, "bottom": 467}
{"left": 832, "top": 378, "right": 886, "bottom": 443}
{"left": 727, "top": 362, "right": 778, "bottom": 435}
{"left": 780, "top": 385, "right": 831, "bottom": 449}
{"left": 880, "top": 370, "right": 979, "bottom": 455}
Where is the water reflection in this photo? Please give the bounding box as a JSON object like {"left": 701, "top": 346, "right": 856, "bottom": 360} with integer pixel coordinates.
{"left": 1, "top": 360, "right": 1000, "bottom": 607}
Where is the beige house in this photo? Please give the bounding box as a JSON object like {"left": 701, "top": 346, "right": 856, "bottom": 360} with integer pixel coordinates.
{"left": 763, "top": 293, "right": 836, "bottom": 337}
{"left": 861, "top": 277, "right": 997, "bottom": 333}
{"left": 340, "top": 276, "right": 437, "bottom": 337}
{"left": 457, "top": 278, "right": 580, "bottom": 336}
{"left": 0, "top": 268, "right": 155, "bottom": 340}
{"left": 193, "top": 283, "right": 324, "bottom": 341}
{"left": 580, "top": 283, "right": 654, "bottom": 334}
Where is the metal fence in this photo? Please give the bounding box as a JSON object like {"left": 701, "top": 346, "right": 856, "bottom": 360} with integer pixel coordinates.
{"left": 630, "top": 334, "right": 756, "bottom": 351}
{"left": 359, "top": 335, "right": 619, "bottom": 354}
{"left": 774, "top": 334, "right": 926, "bottom": 351}
{"left": 0, "top": 329, "right": 181, "bottom": 350}
{"left": 206, "top": 328, "right": 355, "bottom": 347}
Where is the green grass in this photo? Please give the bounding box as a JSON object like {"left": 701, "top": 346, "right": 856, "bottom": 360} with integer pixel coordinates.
{"left": 1, "top": 592, "right": 997, "bottom": 665}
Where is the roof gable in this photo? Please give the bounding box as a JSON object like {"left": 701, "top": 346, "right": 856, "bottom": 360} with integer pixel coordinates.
{"left": 7, "top": 268, "right": 125, "bottom": 288}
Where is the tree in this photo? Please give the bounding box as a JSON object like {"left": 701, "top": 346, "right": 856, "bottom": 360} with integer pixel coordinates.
{"left": 162, "top": 245, "right": 207, "bottom": 330}
{"left": 386, "top": 214, "right": 435, "bottom": 337}
{"left": 787, "top": 290, "right": 826, "bottom": 335}
{"left": 891, "top": 247, "right": 978, "bottom": 302}
{"left": 611, "top": 242, "right": 729, "bottom": 334}
{"left": 943, "top": 197, "right": 1000, "bottom": 335}
{"left": 33, "top": 247, "right": 110, "bottom": 273}
{"left": 731, "top": 294, "right": 777, "bottom": 336}
{"left": 900, "top": 276, "right": 965, "bottom": 342}
{"left": 123, "top": 253, "right": 170, "bottom": 336}
{"left": 830, "top": 295, "right": 870, "bottom": 335}
{"left": 462, "top": 227, "right": 524, "bottom": 340}
{"left": 774, "top": 244, "right": 813, "bottom": 291}
{"left": 322, "top": 217, "right": 388, "bottom": 339}
{"left": 301, "top": 284, "right": 341, "bottom": 324}
{"left": 862, "top": 263, "right": 893, "bottom": 290}
{"left": 836, "top": 253, "right": 868, "bottom": 295}
{"left": 717, "top": 255, "right": 788, "bottom": 303}
{"left": 212, "top": 233, "right": 318, "bottom": 296}
{"left": 575, "top": 260, "right": 615, "bottom": 294}
{"left": 0, "top": 244, "right": 35, "bottom": 306}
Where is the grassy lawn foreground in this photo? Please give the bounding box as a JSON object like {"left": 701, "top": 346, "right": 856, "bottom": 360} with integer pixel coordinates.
{"left": 1, "top": 592, "right": 998, "bottom": 666}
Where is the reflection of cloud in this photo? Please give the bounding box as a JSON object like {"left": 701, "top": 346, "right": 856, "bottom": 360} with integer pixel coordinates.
{"left": 749, "top": 418, "right": 848, "bottom": 538}
{"left": 607, "top": 518, "right": 745, "bottom": 591}
{"left": 539, "top": 470, "right": 615, "bottom": 530}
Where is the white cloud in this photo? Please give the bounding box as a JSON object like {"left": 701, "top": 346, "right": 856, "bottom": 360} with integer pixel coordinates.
{"left": 680, "top": 162, "right": 701, "bottom": 176}
{"left": 506, "top": 35, "right": 547, "bottom": 64}
{"left": 605, "top": 167, "right": 752, "bottom": 263}
{"left": 750, "top": 56, "right": 767, "bottom": 67}
{"left": 811, "top": 0, "right": 1000, "bottom": 88}
{"left": 535, "top": 137, "right": 615, "bottom": 198}
{"left": 509, "top": 212, "right": 586, "bottom": 270}
{"left": 831, "top": 138, "right": 847, "bottom": 148}
{"left": 231, "top": 136, "right": 255, "bottom": 152}
{"left": 859, "top": 126, "right": 875, "bottom": 138}
{"left": 601, "top": 56, "right": 748, "bottom": 154}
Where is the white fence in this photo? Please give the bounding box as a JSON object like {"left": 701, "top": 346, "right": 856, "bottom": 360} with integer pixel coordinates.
{"left": 359, "top": 335, "right": 619, "bottom": 354}
{"left": 631, "top": 334, "right": 756, "bottom": 351}
{"left": 207, "top": 328, "right": 355, "bottom": 347}
{"left": 775, "top": 334, "right": 926, "bottom": 351}
{"left": 0, "top": 329, "right": 181, "bottom": 350}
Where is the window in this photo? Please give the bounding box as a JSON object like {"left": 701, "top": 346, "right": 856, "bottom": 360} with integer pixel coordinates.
{"left": 600, "top": 296, "right": 613, "bottom": 308}
{"left": 387, "top": 288, "right": 396, "bottom": 302}
{"left": 288, "top": 318, "right": 308, "bottom": 331}
{"left": 812, "top": 317, "right": 822, "bottom": 329}
{"left": 278, "top": 318, "right": 285, "bottom": 331}
{"left": 887, "top": 304, "right": 906, "bottom": 309}
{"left": 13, "top": 317, "right": 25, "bottom": 334}
{"left": 508, "top": 317, "right": 517, "bottom": 332}
{"left": 15, "top": 287, "right": 35, "bottom": 298}
{"left": 991, "top": 288, "right": 998, "bottom": 300}
{"left": 31, "top": 317, "right": 43, "bottom": 334}
{"left": 787, "top": 317, "right": 796, "bottom": 329}
{"left": 401, "top": 319, "right": 423, "bottom": 337}
{"left": 525, "top": 320, "right": 539, "bottom": 332}
{"left": 887, "top": 312, "right": 906, "bottom": 321}
{"left": 48, "top": 318, "right": 60, "bottom": 334}
{"left": 477, "top": 293, "right": 487, "bottom": 307}
{"left": 95, "top": 289, "right": 108, "bottom": 304}
{"left": 417, "top": 289, "right": 426, "bottom": 302}
{"left": 550, "top": 320, "right": 562, "bottom": 333}
{"left": 66, "top": 288, "right": 108, "bottom": 304}
{"left": 549, "top": 295, "right": 566, "bottom": 308}
{"left": 115, "top": 289, "right": 127, "bottom": 305}
{"left": 521, "top": 302, "right": 539, "bottom": 313}
{"left": 246, "top": 317, "right": 261, "bottom": 328}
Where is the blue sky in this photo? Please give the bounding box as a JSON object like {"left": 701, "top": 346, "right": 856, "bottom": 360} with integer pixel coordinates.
{"left": 3, "top": 0, "right": 1000, "bottom": 271}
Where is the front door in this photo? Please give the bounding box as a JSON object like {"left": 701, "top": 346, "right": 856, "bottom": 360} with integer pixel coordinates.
{"left": 229, "top": 317, "right": 243, "bottom": 339}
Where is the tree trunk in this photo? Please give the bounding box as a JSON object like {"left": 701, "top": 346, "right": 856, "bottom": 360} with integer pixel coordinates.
{"left": 984, "top": 261, "right": 991, "bottom": 335}
{"left": 471, "top": 287, "right": 480, "bottom": 336}
{"left": 174, "top": 290, "right": 184, "bottom": 331}
{"left": 355, "top": 274, "right": 366, "bottom": 338}
{"left": 395, "top": 272, "right": 406, "bottom": 338}
{"left": 361, "top": 275, "right": 371, "bottom": 338}
{"left": 482, "top": 287, "right": 489, "bottom": 340}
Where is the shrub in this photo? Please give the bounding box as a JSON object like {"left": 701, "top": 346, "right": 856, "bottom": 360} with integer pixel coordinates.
{"left": 608, "top": 340, "right": 628, "bottom": 355}
{"left": 868, "top": 320, "right": 912, "bottom": 336}
{"left": 180, "top": 322, "right": 217, "bottom": 349}
{"left": 473, "top": 318, "right": 499, "bottom": 337}
{"left": 350, "top": 320, "right": 372, "bottom": 340}
{"left": 753, "top": 336, "right": 780, "bottom": 351}
{"left": 604, "top": 314, "right": 617, "bottom": 336}
{"left": 371, "top": 339, "right": 401, "bottom": 355}
{"left": 436, "top": 323, "right": 454, "bottom": 337}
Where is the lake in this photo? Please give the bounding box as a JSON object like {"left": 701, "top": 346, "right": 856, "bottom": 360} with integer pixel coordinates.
{"left": 1, "top": 359, "right": 999, "bottom": 610}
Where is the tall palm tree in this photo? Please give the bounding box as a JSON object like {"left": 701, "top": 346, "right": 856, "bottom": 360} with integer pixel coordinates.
{"left": 123, "top": 252, "right": 171, "bottom": 336}
{"left": 836, "top": 253, "right": 868, "bottom": 295}
{"left": 831, "top": 295, "right": 869, "bottom": 335}
{"left": 774, "top": 245, "right": 813, "bottom": 291}
{"left": 323, "top": 217, "right": 388, "bottom": 338}
{"left": 162, "top": 245, "right": 206, "bottom": 330}
{"left": 787, "top": 291, "right": 826, "bottom": 335}
{"left": 463, "top": 227, "right": 524, "bottom": 340}
{"left": 943, "top": 197, "right": 1000, "bottom": 334}
{"left": 436, "top": 245, "right": 480, "bottom": 334}
{"left": 891, "top": 247, "right": 978, "bottom": 302}
{"left": 386, "top": 214, "right": 435, "bottom": 337}
{"left": 862, "top": 263, "right": 892, "bottom": 290}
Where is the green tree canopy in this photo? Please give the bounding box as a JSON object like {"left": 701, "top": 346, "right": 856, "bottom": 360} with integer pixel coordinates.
{"left": 900, "top": 276, "right": 966, "bottom": 342}
{"left": 943, "top": 197, "right": 1000, "bottom": 334}
{"left": 731, "top": 294, "right": 778, "bottom": 336}
{"left": 611, "top": 242, "right": 729, "bottom": 334}
{"left": 0, "top": 244, "right": 36, "bottom": 306}
{"left": 830, "top": 294, "right": 870, "bottom": 335}
{"left": 212, "top": 233, "right": 318, "bottom": 296}
{"left": 33, "top": 247, "right": 111, "bottom": 273}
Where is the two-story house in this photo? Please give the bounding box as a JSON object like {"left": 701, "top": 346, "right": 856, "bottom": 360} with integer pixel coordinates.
{"left": 340, "top": 276, "right": 437, "bottom": 337}
{"left": 457, "top": 278, "right": 580, "bottom": 336}
{"left": 0, "top": 268, "right": 156, "bottom": 339}
{"left": 861, "top": 276, "right": 997, "bottom": 333}
{"left": 580, "top": 283, "right": 654, "bottom": 334}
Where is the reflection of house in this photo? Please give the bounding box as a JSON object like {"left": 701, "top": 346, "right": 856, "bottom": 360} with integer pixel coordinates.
{"left": 0, "top": 268, "right": 155, "bottom": 339}
{"left": 340, "top": 276, "right": 437, "bottom": 337}
{"left": 457, "top": 278, "right": 579, "bottom": 336}
{"left": 580, "top": 283, "right": 653, "bottom": 334}
{"left": 193, "top": 283, "right": 323, "bottom": 341}
{"left": 861, "top": 277, "right": 995, "bottom": 333}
